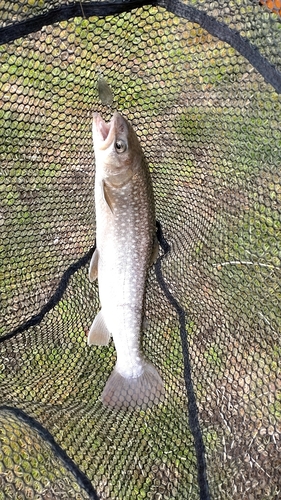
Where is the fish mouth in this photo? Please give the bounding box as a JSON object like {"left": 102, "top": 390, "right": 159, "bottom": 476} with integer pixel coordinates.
{"left": 93, "top": 112, "right": 121, "bottom": 150}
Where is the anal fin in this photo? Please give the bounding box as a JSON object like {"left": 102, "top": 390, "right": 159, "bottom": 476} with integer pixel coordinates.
{"left": 88, "top": 310, "right": 111, "bottom": 346}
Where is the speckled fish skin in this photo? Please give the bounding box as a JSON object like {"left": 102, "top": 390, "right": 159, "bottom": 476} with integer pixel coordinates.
{"left": 88, "top": 111, "right": 164, "bottom": 409}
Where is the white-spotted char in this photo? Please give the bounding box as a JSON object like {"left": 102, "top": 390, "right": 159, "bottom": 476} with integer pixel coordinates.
{"left": 88, "top": 111, "right": 163, "bottom": 409}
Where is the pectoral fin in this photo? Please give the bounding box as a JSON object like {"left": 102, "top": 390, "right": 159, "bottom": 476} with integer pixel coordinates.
{"left": 88, "top": 310, "right": 111, "bottom": 346}
{"left": 89, "top": 249, "right": 98, "bottom": 282}
{"left": 150, "top": 235, "right": 159, "bottom": 265}
{"left": 103, "top": 181, "right": 114, "bottom": 213}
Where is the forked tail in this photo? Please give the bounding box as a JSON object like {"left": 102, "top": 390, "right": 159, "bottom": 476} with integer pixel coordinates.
{"left": 102, "top": 362, "right": 164, "bottom": 409}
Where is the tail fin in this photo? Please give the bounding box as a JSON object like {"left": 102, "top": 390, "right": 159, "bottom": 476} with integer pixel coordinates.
{"left": 101, "top": 363, "right": 164, "bottom": 409}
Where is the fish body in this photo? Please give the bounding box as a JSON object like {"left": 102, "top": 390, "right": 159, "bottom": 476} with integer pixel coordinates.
{"left": 88, "top": 112, "right": 163, "bottom": 409}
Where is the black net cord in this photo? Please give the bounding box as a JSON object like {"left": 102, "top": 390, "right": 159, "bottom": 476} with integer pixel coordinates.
{"left": 0, "top": 0, "right": 158, "bottom": 45}
{"left": 0, "top": 0, "right": 280, "bottom": 93}
{"left": 155, "top": 221, "right": 210, "bottom": 500}
{"left": 0, "top": 247, "right": 95, "bottom": 344}
{"left": 0, "top": 406, "right": 99, "bottom": 500}
{"left": 164, "top": 0, "right": 281, "bottom": 93}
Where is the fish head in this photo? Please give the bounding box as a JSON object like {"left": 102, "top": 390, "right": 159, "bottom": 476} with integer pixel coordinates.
{"left": 92, "top": 112, "right": 142, "bottom": 187}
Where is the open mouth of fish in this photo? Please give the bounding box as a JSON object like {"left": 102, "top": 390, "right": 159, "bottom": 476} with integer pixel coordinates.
{"left": 93, "top": 112, "right": 117, "bottom": 150}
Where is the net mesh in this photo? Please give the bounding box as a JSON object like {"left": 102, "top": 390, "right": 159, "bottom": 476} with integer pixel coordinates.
{"left": 0, "top": 1, "right": 280, "bottom": 499}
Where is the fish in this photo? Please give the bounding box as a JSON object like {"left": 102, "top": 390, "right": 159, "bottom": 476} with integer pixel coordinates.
{"left": 88, "top": 111, "right": 164, "bottom": 409}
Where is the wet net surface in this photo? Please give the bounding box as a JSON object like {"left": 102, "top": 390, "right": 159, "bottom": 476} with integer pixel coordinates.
{"left": 0, "top": 1, "right": 280, "bottom": 499}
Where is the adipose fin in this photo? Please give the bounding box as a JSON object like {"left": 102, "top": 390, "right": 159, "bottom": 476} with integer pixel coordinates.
{"left": 150, "top": 235, "right": 159, "bottom": 265}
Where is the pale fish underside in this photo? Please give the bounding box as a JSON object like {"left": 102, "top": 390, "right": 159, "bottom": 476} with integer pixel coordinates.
{"left": 88, "top": 111, "right": 164, "bottom": 409}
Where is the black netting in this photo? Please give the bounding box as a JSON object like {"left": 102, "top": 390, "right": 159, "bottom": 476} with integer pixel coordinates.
{"left": 0, "top": 1, "right": 280, "bottom": 499}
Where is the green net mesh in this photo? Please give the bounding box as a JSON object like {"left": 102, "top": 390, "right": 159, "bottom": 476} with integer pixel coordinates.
{"left": 0, "top": 1, "right": 280, "bottom": 499}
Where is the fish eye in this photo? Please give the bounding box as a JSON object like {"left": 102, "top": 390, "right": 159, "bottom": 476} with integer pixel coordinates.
{"left": 115, "top": 139, "right": 126, "bottom": 153}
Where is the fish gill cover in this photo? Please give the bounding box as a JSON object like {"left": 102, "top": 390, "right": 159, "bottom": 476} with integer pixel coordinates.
{"left": 0, "top": 0, "right": 280, "bottom": 499}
